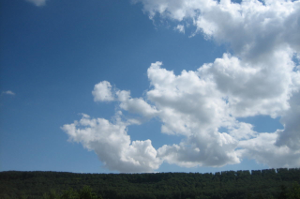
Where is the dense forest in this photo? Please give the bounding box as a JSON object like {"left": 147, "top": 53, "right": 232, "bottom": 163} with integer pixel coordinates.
{"left": 1, "top": 168, "right": 300, "bottom": 199}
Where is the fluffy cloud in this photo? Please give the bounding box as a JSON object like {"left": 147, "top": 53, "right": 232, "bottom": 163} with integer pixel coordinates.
{"left": 133, "top": 0, "right": 300, "bottom": 61}
{"left": 92, "top": 81, "right": 159, "bottom": 118}
{"left": 64, "top": 0, "right": 300, "bottom": 172}
{"left": 92, "top": 81, "right": 115, "bottom": 102}
{"left": 25, "top": 0, "right": 47, "bottom": 6}
{"left": 157, "top": 132, "right": 240, "bottom": 167}
{"left": 198, "top": 51, "right": 297, "bottom": 118}
{"left": 129, "top": 0, "right": 300, "bottom": 169}
{"left": 238, "top": 132, "right": 300, "bottom": 168}
{"left": 145, "top": 62, "right": 240, "bottom": 166}
{"left": 147, "top": 61, "right": 227, "bottom": 136}
{"left": 65, "top": 54, "right": 299, "bottom": 171}
{"left": 116, "top": 90, "right": 159, "bottom": 118}
{"left": 146, "top": 59, "right": 299, "bottom": 168}
{"left": 64, "top": 56, "right": 300, "bottom": 171}
{"left": 62, "top": 113, "right": 161, "bottom": 173}
{"left": 276, "top": 91, "right": 300, "bottom": 151}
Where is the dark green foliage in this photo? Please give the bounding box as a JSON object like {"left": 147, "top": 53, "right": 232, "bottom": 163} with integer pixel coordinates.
{"left": 0, "top": 168, "right": 300, "bottom": 199}
{"left": 78, "top": 186, "right": 97, "bottom": 199}
{"left": 42, "top": 186, "right": 100, "bottom": 199}
{"left": 277, "top": 182, "right": 300, "bottom": 199}
{"left": 60, "top": 188, "right": 78, "bottom": 199}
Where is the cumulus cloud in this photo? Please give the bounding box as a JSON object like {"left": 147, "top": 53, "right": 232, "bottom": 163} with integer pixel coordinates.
{"left": 238, "top": 132, "right": 300, "bottom": 168}
{"left": 116, "top": 90, "right": 159, "bottom": 118}
{"left": 65, "top": 55, "right": 299, "bottom": 171}
{"left": 92, "top": 80, "right": 159, "bottom": 118}
{"left": 158, "top": 132, "right": 240, "bottom": 167}
{"left": 63, "top": 0, "right": 300, "bottom": 172}
{"left": 129, "top": 0, "right": 300, "bottom": 168}
{"left": 276, "top": 91, "right": 300, "bottom": 151}
{"left": 25, "top": 0, "right": 47, "bottom": 6}
{"left": 133, "top": 0, "right": 300, "bottom": 61}
{"left": 2, "top": 91, "right": 15, "bottom": 96}
{"left": 147, "top": 61, "right": 227, "bottom": 136}
{"left": 61, "top": 113, "right": 161, "bottom": 173}
{"left": 64, "top": 55, "right": 300, "bottom": 171}
{"left": 198, "top": 51, "right": 297, "bottom": 118}
{"left": 145, "top": 59, "right": 299, "bottom": 168}
{"left": 92, "top": 81, "right": 115, "bottom": 102}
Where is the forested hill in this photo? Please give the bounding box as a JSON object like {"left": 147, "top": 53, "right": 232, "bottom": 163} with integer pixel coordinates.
{"left": 1, "top": 168, "right": 300, "bottom": 199}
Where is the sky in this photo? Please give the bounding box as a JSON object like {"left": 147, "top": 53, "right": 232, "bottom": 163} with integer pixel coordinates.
{"left": 0, "top": 0, "right": 299, "bottom": 174}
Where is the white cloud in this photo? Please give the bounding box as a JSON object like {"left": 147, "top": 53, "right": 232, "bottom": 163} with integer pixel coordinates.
{"left": 116, "top": 90, "right": 159, "bottom": 118}
{"left": 92, "top": 81, "right": 115, "bottom": 102}
{"left": 2, "top": 91, "right": 15, "bottom": 96}
{"left": 64, "top": 54, "right": 300, "bottom": 171}
{"left": 198, "top": 51, "right": 298, "bottom": 118}
{"left": 134, "top": 0, "right": 300, "bottom": 61}
{"left": 146, "top": 56, "right": 298, "bottom": 168}
{"left": 158, "top": 131, "right": 240, "bottom": 167}
{"left": 147, "top": 61, "right": 228, "bottom": 137}
{"left": 175, "top": 24, "right": 185, "bottom": 33}
{"left": 61, "top": 113, "right": 161, "bottom": 173}
{"left": 238, "top": 132, "right": 300, "bottom": 168}
{"left": 92, "top": 81, "right": 158, "bottom": 118}
{"left": 63, "top": 0, "right": 300, "bottom": 172}
{"left": 276, "top": 91, "right": 300, "bottom": 151}
{"left": 129, "top": 0, "right": 300, "bottom": 168}
{"left": 25, "top": 0, "right": 46, "bottom": 7}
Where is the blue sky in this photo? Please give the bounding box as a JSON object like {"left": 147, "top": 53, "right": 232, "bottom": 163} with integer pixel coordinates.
{"left": 0, "top": 0, "right": 299, "bottom": 173}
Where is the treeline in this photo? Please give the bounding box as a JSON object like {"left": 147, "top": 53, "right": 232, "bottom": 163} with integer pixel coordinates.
{"left": 0, "top": 168, "right": 300, "bottom": 199}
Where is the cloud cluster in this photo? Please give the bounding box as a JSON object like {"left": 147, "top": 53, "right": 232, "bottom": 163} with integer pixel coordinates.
{"left": 63, "top": 0, "right": 300, "bottom": 172}
{"left": 133, "top": 0, "right": 300, "bottom": 59}
{"left": 25, "top": 0, "right": 47, "bottom": 7}
{"left": 92, "top": 81, "right": 159, "bottom": 118}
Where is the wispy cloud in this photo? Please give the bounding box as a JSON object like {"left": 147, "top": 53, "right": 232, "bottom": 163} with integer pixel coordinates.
{"left": 2, "top": 91, "right": 16, "bottom": 96}
{"left": 175, "top": 25, "right": 185, "bottom": 34}
{"left": 25, "top": 0, "right": 47, "bottom": 7}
